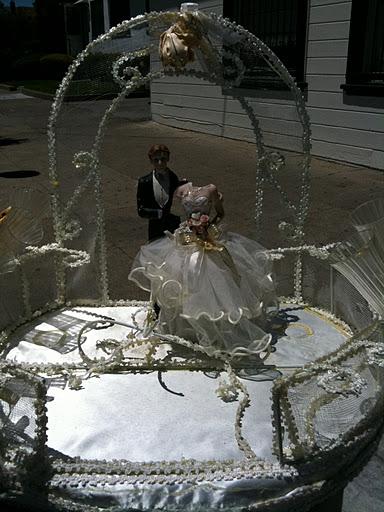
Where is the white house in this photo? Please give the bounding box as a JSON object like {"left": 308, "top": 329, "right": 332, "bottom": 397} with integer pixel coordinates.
{"left": 150, "top": 0, "right": 384, "bottom": 170}
{"left": 65, "top": 0, "right": 384, "bottom": 170}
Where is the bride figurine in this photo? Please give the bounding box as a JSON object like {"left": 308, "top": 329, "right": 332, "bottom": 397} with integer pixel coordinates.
{"left": 129, "top": 182, "right": 278, "bottom": 358}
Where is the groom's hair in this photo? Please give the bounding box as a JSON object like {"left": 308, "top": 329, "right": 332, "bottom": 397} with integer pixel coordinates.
{"left": 148, "top": 144, "right": 170, "bottom": 159}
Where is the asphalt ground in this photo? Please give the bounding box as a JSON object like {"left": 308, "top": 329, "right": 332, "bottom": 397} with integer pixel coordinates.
{"left": 0, "top": 89, "right": 383, "bottom": 511}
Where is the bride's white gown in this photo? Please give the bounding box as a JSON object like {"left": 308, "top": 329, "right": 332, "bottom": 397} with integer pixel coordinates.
{"left": 129, "top": 191, "right": 277, "bottom": 356}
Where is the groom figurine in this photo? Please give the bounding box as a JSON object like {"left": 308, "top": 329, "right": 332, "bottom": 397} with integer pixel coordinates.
{"left": 137, "top": 144, "right": 186, "bottom": 241}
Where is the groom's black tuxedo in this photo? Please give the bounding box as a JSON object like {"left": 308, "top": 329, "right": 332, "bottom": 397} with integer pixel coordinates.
{"left": 137, "top": 169, "right": 184, "bottom": 241}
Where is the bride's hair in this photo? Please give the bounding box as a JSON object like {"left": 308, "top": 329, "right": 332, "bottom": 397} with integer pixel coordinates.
{"left": 148, "top": 144, "right": 170, "bottom": 159}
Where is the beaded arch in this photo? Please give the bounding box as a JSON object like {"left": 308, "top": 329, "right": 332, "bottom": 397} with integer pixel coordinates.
{"left": 47, "top": 9, "right": 312, "bottom": 306}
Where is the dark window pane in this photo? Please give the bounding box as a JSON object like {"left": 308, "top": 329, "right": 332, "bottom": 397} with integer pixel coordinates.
{"left": 91, "top": 0, "right": 105, "bottom": 39}
{"left": 346, "top": 0, "right": 384, "bottom": 85}
{"left": 66, "top": 4, "right": 90, "bottom": 49}
{"left": 223, "top": 0, "right": 308, "bottom": 90}
{"left": 109, "top": 0, "right": 130, "bottom": 27}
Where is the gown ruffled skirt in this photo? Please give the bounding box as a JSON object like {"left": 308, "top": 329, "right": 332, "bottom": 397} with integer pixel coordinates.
{"left": 129, "top": 227, "right": 277, "bottom": 357}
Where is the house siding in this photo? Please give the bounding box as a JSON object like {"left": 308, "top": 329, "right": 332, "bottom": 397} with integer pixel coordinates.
{"left": 150, "top": 0, "right": 384, "bottom": 170}
{"left": 307, "top": 0, "right": 384, "bottom": 168}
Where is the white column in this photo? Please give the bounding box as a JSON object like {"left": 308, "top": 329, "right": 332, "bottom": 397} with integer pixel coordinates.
{"left": 87, "top": 0, "right": 93, "bottom": 43}
{"left": 103, "top": 0, "right": 110, "bottom": 31}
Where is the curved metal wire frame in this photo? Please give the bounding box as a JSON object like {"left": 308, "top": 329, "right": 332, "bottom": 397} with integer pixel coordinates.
{"left": 47, "top": 9, "right": 311, "bottom": 305}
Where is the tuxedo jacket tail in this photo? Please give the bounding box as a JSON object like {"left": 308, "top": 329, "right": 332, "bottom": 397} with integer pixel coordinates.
{"left": 137, "top": 169, "right": 182, "bottom": 241}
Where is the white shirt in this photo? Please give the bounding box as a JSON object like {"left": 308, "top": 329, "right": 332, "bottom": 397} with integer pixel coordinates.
{"left": 152, "top": 171, "right": 169, "bottom": 208}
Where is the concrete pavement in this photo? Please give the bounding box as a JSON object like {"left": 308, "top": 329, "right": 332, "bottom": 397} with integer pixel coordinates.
{"left": 1, "top": 89, "right": 383, "bottom": 297}
{"left": 0, "top": 89, "right": 383, "bottom": 511}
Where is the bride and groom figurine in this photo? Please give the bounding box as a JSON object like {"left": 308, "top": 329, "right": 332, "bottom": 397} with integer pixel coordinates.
{"left": 132, "top": 144, "right": 277, "bottom": 358}
{"left": 136, "top": 144, "right": 186, "bottom": 241}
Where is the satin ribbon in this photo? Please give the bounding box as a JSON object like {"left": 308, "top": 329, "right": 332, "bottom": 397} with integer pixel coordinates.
{"left": 178, "top": 223, "right": 223, "bottom": 251}
{"left": 178, "top": 224, "right": 241, "bottom": 285}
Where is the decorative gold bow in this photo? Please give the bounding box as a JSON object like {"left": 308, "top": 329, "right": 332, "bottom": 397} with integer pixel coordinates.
{"left": 159, "top": 12, "right": 213, "bottom": 70}
{"left": 177, "top": 223, "right": 241, "bottom": 283}
{"left": 178, "top": 223, "right": 222, "bottom": 250}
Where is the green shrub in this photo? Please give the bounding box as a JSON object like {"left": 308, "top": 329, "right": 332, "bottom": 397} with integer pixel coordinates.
{"left": 11, "top": 53, "right": 44, "bottom": 79}
{"left": 73, "top": 52, "right": 149, "bottom": 82}
{"left": 74, "top": 52, "right": 120, "bottom": 81}
{"left": 0, "top": 49, "right": 18, "bottom": 80}
{"left": 40, "top": 53, "right": 74, "bottom": 79}
{"left": 64, "top": 52, "right": 150, "bottom": 99}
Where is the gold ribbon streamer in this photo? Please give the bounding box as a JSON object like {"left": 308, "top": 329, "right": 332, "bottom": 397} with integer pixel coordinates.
{"left": 0, "top": 206, "right": 12, "bottom": 225}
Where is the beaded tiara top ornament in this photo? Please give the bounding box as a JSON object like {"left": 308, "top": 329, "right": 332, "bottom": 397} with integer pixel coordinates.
{"left": 159, "top": 2, "right": 218, "bottom": 73}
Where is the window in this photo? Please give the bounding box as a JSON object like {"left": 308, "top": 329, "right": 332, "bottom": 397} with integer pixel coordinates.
{"left": 342, "top": 0, "right": 384, "bottom": 96}
{"left": 90, "top": 0, "right": 105, "bottom": 39}
{"left": 109, "top": 0, "right": 130, "bottom": 27}
{"left": 108, "top": 0, "right": 150, "bottom": 38}
{"left": 223, "top": 0, "right": 308, "bottom": 90}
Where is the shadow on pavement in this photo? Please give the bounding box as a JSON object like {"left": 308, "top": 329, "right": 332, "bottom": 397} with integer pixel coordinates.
{"left": 0, "top": 137, "right": 29, "bottom": 146}
{"left": 0, "top": 170, "right": 40, "bottom": 178}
